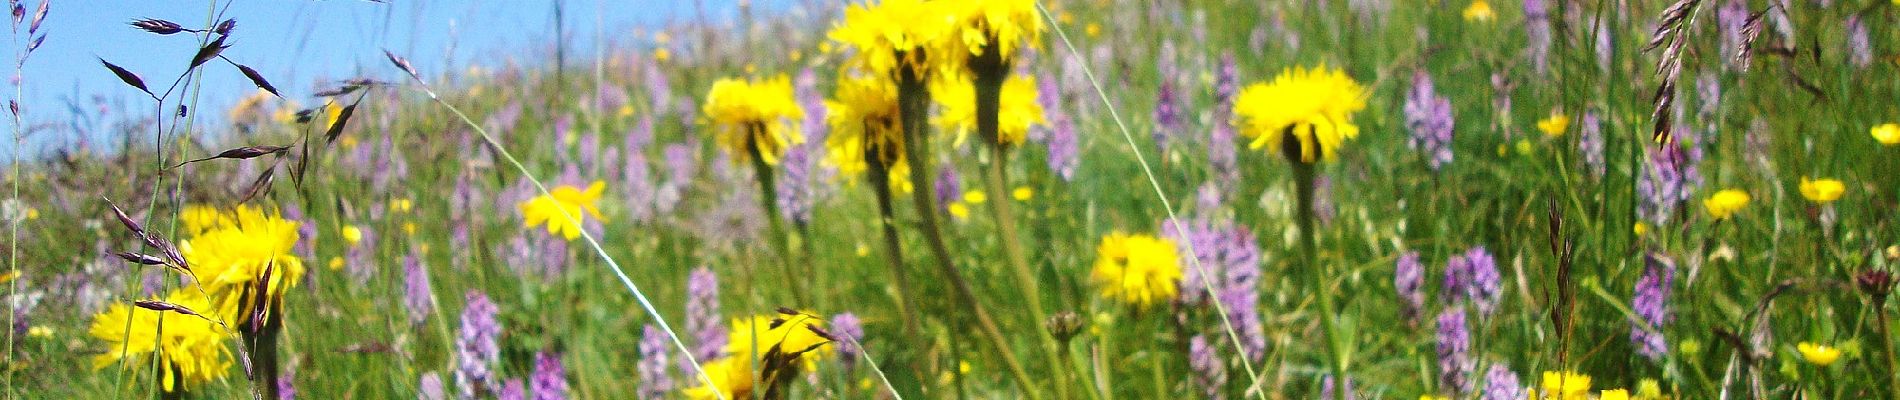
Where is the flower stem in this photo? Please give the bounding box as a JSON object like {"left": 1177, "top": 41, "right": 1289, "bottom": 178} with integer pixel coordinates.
{"left": 749, "top": 132, "right": 807, "bottom": 307}
{"left": 897, "top": 70, "right": 1038, "bottom": 398}
{"left": 866, "top": 155, "right": 922, "bottom": 338}
{"left": 1874, "top": 295, "right": 1900, "bottom": 399}
{"left": 974, "top": 64, "right": 1072, "bottom": 400}
{"left": 1292, "top": 160, "right": 1347, "bottom": 400}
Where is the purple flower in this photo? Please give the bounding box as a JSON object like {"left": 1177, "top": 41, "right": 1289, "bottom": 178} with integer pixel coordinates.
{"left": 644, "top": 55, "right": 673, "bottom": 114}
{"left": 420, "top": 372, "right": 446, "bottom": 400}
{"left": 1443, "top": 246, "right": 1501, "bottom": 317}
{"left": 1718, "top": 0, "right": 1748, "bottom": 69}
{"left": 638, "top": 325, "right": 673, "bottom": 398}
{"left": 531, "top": 351, "right": 569, "bottom": 400}
{"left": 1395, "top": 251, "right": 1426, "bottom": 325}
{"left": 622, "top": 117, "right": 658, "bottom": 223}
{"left": 683, "top": 267, "right": 725, "bottom": 373}
{"left": 1154, "top": 80, "right": 1182, "bottom": 154}
{"left": 1848, "top": 16, "right": 1871, "bottom": 68}
{"left": 1631, "top": 253, "right": 1676, "bottom": 360}
{"left": 829, "top": 313, "right": 865, "bottom": 372}
{"left": 1479, "top": 363, "right": 1522, "bottom": 400}
{"left": 1523, "top": 0, "right": 1551, "bottom": 74}
{"left": 657, "top": 143, "right": 697, "bottom": 216}
{"left": 1579, "top": 110, "right": 1605, "bottom": 178}
{"left": 1045, "top": 112, "right": 1079, "bottom": 181}
{"left": 1187, "top": 335, "right": 1227, "bottom": 400}
{"left": 1165, "top": 216, "right": 1266, "bottom": 361}
{"left": 454, "top": 291, "right": 502, "bottom": 399}
{"left": 1207, "top": 53, "right": 1241, "bottom": 187}
{"left": 498, "top": 379, "right": 525, "bottom": 400}
{"left": 934, "top": 165, "right": 961, "bottom": 212}
{"left": 1404, "top": 72, "right": 1454, "bottom": 170}
{"left": 403, "top": 248, "right": 436, "bottom": 326}
{"left": 346, "top": 227, "right": 377, "bottom": 285}
{"left": 1436, "top": 307, "right": 1473, "bottom": 395}
{"left": 1320, "top": 374, "right": 1356, "bottom": 400}
{"left": 277, "top": 371, "right": 296, "bottom": 400}
{"left": 778, "top": 142, "right": 818, "bottom": 223}
{"left": 1638, "top": 141, "right": 1701, "bottom": 227}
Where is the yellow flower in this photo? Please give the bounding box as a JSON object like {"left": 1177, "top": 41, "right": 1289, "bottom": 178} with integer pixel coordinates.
{"left": 1702, "top": 189, "right": 1750, "bottom": 220}
{"left": 179, "top": 205, "right": 306, "bottom": 324}
{"left": 931, "top": 73, "right": 1046, "bottom": 147}
{"left": 855, "top": 243, "right": 871, "bottom": 257}
{"left": 653, "top": 47, "right": 672, "bottom": 63}
{"left": 1633, "top": 222, "right": 1650, "bottom": 236}
{"left": 341, "top": 225, "right": 364, "bottom": 246}
{"left": 1012, "top": 186, "right": 1033, "bottom": 200}
{"left": 1873, "top": 123, "right": 1900, "bottom": 145}
{"left": 0, "top": 269, "right": 16, "bottom": 285}
{"left": 390, "top": 198, "right": 413, "bottom": 213}
{"left": 940, "top": 0, "right": 1044, "bottom": 69}
{"left": 519, "top": 181, "right": 607, "bottom": 241}
{"left": 825, "top": 75, "right": 905, "bottom": 182}
{"left": 26, "top": 325, "right": 50, "bottom": 338}
{"left": 1799, "top": 177, "right": 1845, "bottom": 204}
{"left": 1090, "top": 232, "right": 1184, "bottom": 307}
{"left": 88, "top": 290, "right": 232, "bottom": 393}
{"left": 829, "top": 0, "right": 955, "bottom": 78}
{"left": 270, "top": 100, "right": 302, "bottom": 125}
{"left": 1085, "top": 23, "right": 1101, "bottom": 38}
{"left": 963, "top": 190, "right": 988, "bottom": 204}
{"left": 1636, "top": 379, "right": 1663, "bottom": 399}
{"left": 228, "top": 90, "right": 273, "bottom": 125}
{"left": 947, "top": 202, "right": 971, "bottom": 220}
{"left": 719, "top": 313, "right": 834, "bottom": 373}
{"left": 180, "top": 205, "right": 230, "bottom": 236}
{"left": 1798, "top": 342, "right": 1842, "bottom": 366}
{"left": 1232, "top": 65, "right": 1367, "bottom": 163}
{"left": 1419, "top": 396, "right": 1451, "bottom": 400}
{"left": 1537, "top": 112, "right": 1570, "bottom": 137}
{"left": 1515, "top": 138, "right": 1533, "bottom": 155}
{"left": 327, "top": 256, "right": 344, "bottom": 271}
{"left": 1463, "top": 0, "right": 1495, "bottom": 22}
{"left": 1599, "top": 389, "right": 1630, "bottom": 400}
{"left": 703, "top": 75, "right": 804, "bottom": 165}
{"left": 1540, "top": 371, "right": 1592, "bottom": 400}
{"left": 683, "top": 356, "right": 755, "bottom": 400}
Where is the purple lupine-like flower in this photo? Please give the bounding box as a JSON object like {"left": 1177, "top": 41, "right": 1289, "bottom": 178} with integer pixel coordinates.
{"left": 683, "top": 267, "right": 725, "bottom": 373}
{"left": 1031, "top": 73, "right": 1062, "bottom": 143}
{"left": 1579, "top": 110, "right": 1605, "bottom": 178}
{"left": 934, "top": 165, "right": 961, "bottom": 212}
{"left": 278, "top": 371, "right": 296, "bottom": 400}
{"left": 1214, "top": 53, "right": 1239, "bottom": 108}
{"left": 644, "top": 55, "right": 673, "bottom": 114}
{"left": 778, "top": 143, "right": 817, "bottom": 223}
{"left": 1718, "top": 0, "right": 1747, "bottom": 69}
{"left": 1463, "top": 246, "right": 1501, "bottom": 317}
{"left": 531, "top": 351, "right": 569, "bottom": 400}
{"left": 403, "top": 248, "right": 436, "bottom": 326}
{"left": 637, "top": 325, "right": 673, "bottom": 398}
{"left": 420, "top": 372, "right": 447, "bottom": 400}
{"left": 485, "top": 101, "right": 524, "bottom": 136}
{"left": 1479, "top": 363, "right": 1522, "bottom": 400}
{"left": 1395, "top": 251, "right": 1426, "bottom": 325}
{"left": 829, "top": 313, "right": 864, "bottom": 372}
{"left": 347, "top": 227, "right": 377, "bottom": 285}
{"left": 1638, "top": 141, "right": 1700, "bottom": 227}
{"left": 1404, "top": 71, "right": 1454, "bottom": 170}
{"left": 1207, "top": 53, "right": 1241, "bottom": 188}
{"left": 1436, "top": 306, "right": 1473, "bottom": 395}
{"left": 578, "top": 125, "right": 603, "bottom": 176}
{"left": 282, "top": 203, "right": 315, "bottom": 259}
{"left": 1154, "top": 80, "right": 1182, "bottom": 154}
{"left": 1045, "top": 111, "right": 1079, "bottom": 181}
{"left": 1631, "top": 253, "right": 1676, "bottom": 360}
{"left": 1524, "top": 0, "right": 1551, "bottom": 74}
{"left": 1165, "top": 216, "right": 1266, "bottom": 361}
{"left": 656, "top": 143, "right": 697, "bottom": 216}
{"left": 1187, "top": 335, "right": 1227, "bottom": 400}
{"left": 453, "top": 291, "right": 502, "bottom": 399}
{"left": 1847, "top": 16, "right": 1871, "bottom": 69}
{"left": 498, "top": 379, "right": 526, "bottom": 400}
{"left": 622, "top": 116, "right": 658, "bottom": 222}
{"left": 1320, "top": 374, "right": 1357, "bottom": 400}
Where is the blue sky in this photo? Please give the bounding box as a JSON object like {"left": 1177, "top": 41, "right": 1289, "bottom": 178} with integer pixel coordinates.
{"left": 8, "top": 0, "right": 793, "bottom": 155}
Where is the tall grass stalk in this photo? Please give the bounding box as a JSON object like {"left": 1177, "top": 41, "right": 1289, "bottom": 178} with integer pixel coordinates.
{"left": 1034, "top": 1, "right": 1266, "bottom": 397}
{"left": 383, "top": 50, "right": 725, "bottom": 400}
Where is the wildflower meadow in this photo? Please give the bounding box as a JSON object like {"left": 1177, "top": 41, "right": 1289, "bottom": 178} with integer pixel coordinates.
{"left": 5, "top": 0, "right": 1900, "bottom": 399}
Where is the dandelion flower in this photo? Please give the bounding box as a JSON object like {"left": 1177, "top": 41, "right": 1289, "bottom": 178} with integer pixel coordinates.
{"left": 1463, "top": 0, "right": 1495, "bottom": 22}
{"left": 940, "top": 0, "right": 1044, "bottom": 69}
{"left": 1873, "top": 123, "right": 1900, "bottom": 145}
{"left": 1537, "top": 112, "right": 1570, "bottom": 137}
{"left": 825, "top": 75, "right": 905, "bottom": 181}
{"left": 179, "top": 205, "right": 305, "bottom": 324}
{"left": 1232, "top": 65, "right": 1367, "bottom": 163}
{"left": 88, "top": 291, "right": 232, "bottom": 393}
{"left": 519, "top": 181, "right": 607, "bottom": 241}
{"left": 829, "top": 0, "right": 954, "bottom": 78}
{"left": 1090, "top": 232, "right": 1184, "bottom": 307}
{"left": 1702, "top": 189, "right": 1750, "bottom": 220}
{"left": 703, "top": 75, "right": 805, "bottom": 165}
{"left": 1799, "top": 177, "right": 1845, "bottom": 204}
{"left": 1539, "top": 371, "right": 1591, "bottom": 400}
{"left": 1797, "top": 342, "right": 1842, "bottom": 366}
{"left": 931, "top": 74, "right": 1046, "bottom": 147}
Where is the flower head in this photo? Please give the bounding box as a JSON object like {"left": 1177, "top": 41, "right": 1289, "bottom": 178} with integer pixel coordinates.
{"left": 721, "top": 313, "right": 834, "bottom": 363}
{"left": 703, "top": 75, "right": 805, "bottom": 165}
{"left": 1872, "top": 123, "right": 1900, "bottom": 145}
{"left": 1799, "top": 177, "right": 1845, "bottom": 204}
{"left": 683, "top": 356, "right": 754, "bottom": 400}
{"left": 519, "top": 181, "right": 606, "bottom": 241}
{"left": 1537, "top": 112, "right": 1570, "bottom": 137}
{"left": 1463, "top": 0, "right": 1495, "bottom": 22}
{"left": 931, "top": 73, "right": 1046, "bottom": 147}
{"left": 1702, "top": 189, "right": 1750, "bottom": 220}
{"left": 179, "top": 205, "right": 305, "bottom": 324}
{"left": 829, "top": 0, "right": 954, "bottom": 78}
{"left": 88, "top": 291, "right": 232, "bottom": 393}
{"left": 1600, "top": 389, "right": 1630, "bottom": 400}
{"left": 940, "top": 0, "right": 1043, "bottom": 68}
{"left": 1232, "top": 65, "right": 1367, "bottom": 163}
{"left": 1091, "top": 232, "right": 1184, "bottom": 307}
{"left": 1540, "top": 371, "right": 1592, "bottom": 400}
{"left": 825, "top": 75, "right": 905, "bottom": 181}
{"left": 1797, "top": 342, "right": 1842, "bottom": 366}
